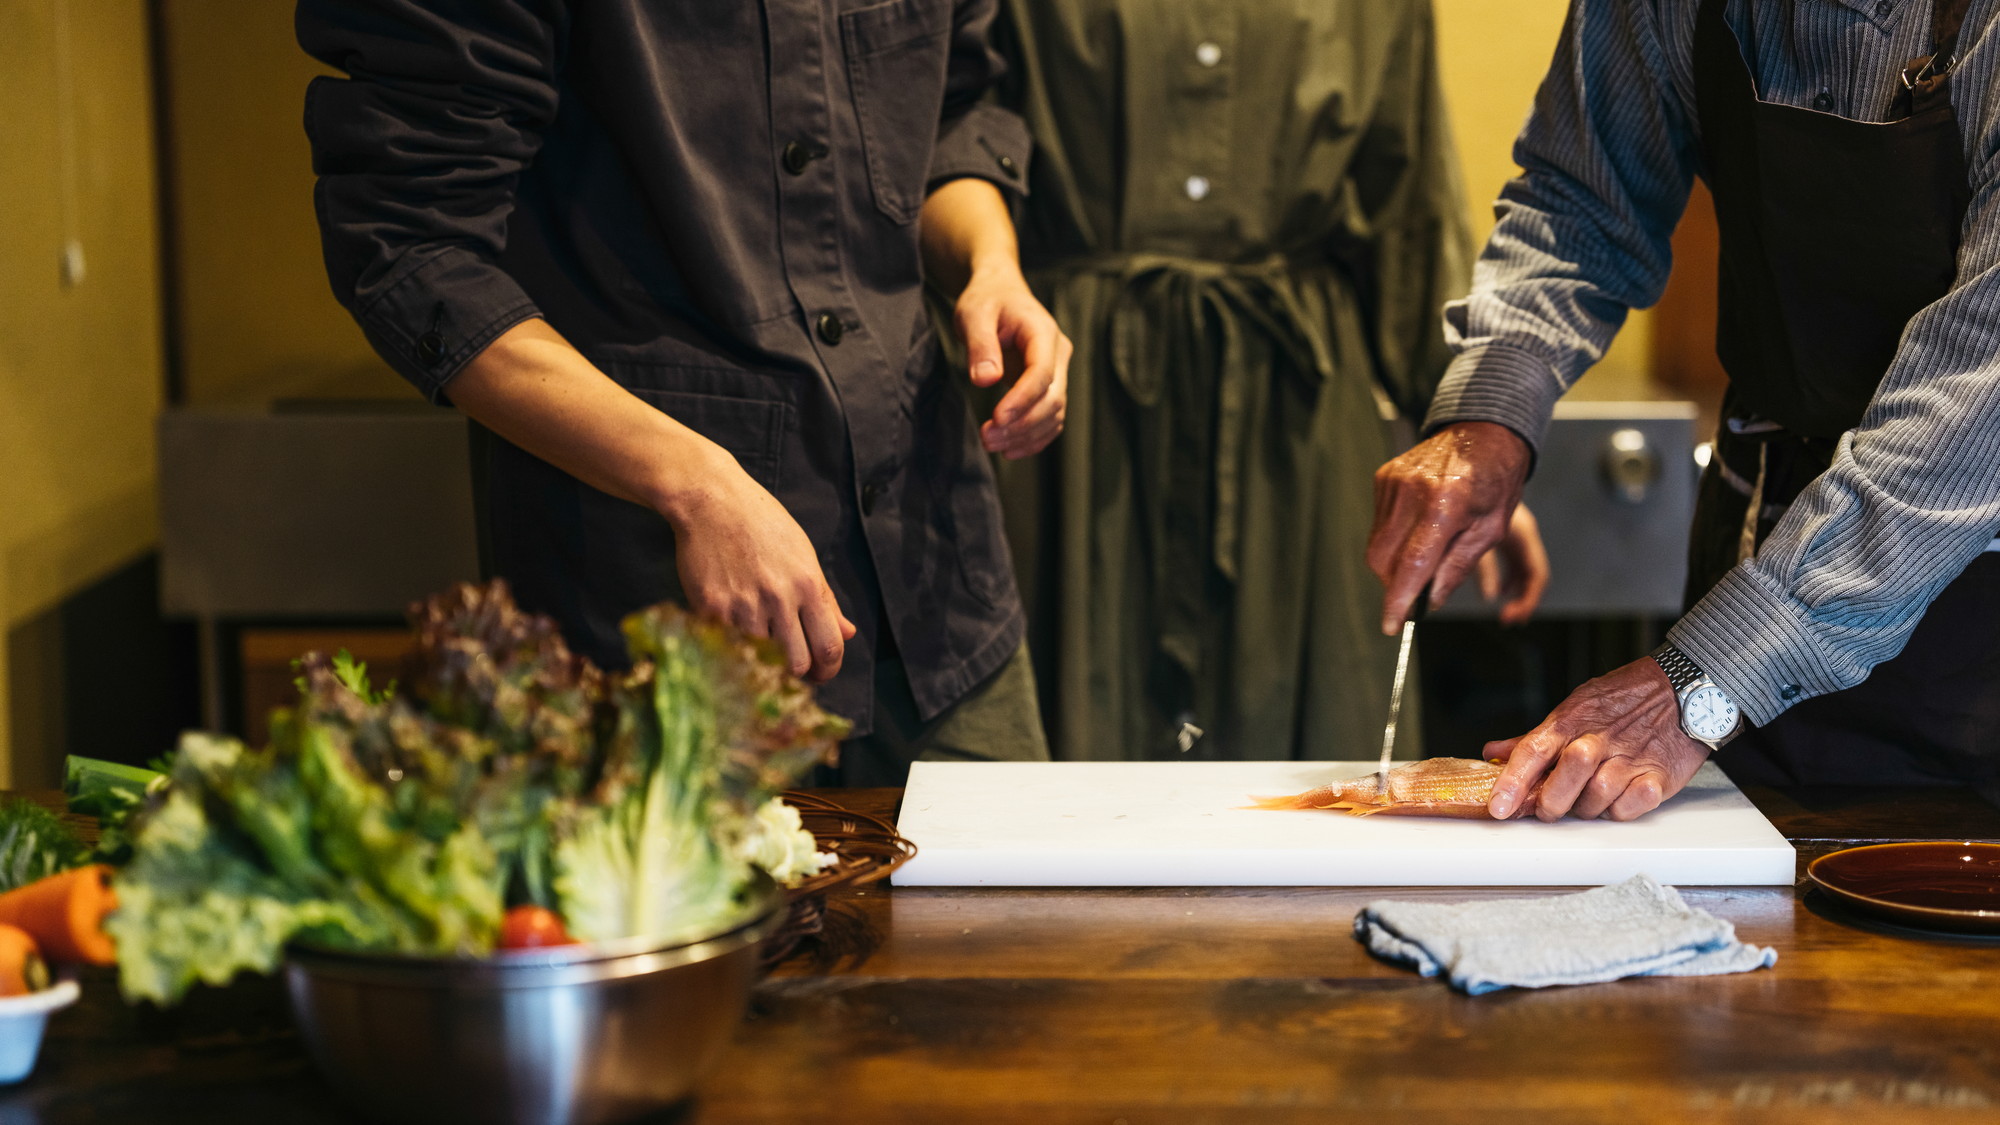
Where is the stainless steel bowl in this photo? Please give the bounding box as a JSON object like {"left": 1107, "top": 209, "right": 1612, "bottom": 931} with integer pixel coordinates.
{"left": 284, "top": 882, "right": 784, "bottom": 1125}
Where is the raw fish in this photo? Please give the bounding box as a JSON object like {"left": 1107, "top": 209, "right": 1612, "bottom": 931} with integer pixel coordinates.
{"left": 1248, "top": 757, "right": 1530, "bottom": 820}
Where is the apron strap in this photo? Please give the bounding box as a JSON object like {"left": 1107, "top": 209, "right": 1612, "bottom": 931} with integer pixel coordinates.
{"left": 1893, "top": 0, "right": 1971, "bottom": 117}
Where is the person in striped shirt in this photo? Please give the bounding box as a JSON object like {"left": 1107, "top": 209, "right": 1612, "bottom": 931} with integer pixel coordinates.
{"left": 1369, "top": 0, "right": 2000, "bottom": 817}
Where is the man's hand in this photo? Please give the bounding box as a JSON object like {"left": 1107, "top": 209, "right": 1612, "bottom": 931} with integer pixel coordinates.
{"left": 1484, "top": 657, "right": 1712, "bottom": 822}
{"left": 447, "top": 318, "right": 856, "bottom": 683}
{"left": 1476, "top": 503, "right": 1550, "bottom": 625}
{"left": 1367, "top": 421, "right": 1533, "bottom": 633}
{"left": 955, "top": 268, "right": 1070, "bottom": 459}
{"left": 670, "top": 450, "right": 857, "bottom": 683}
{"left": 919, "top": 177, "right": 1068, "bottom": 460}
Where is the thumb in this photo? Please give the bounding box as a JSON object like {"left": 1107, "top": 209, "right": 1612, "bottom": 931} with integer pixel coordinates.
{"left": 957, "top": 300, "right": 1005, "bottom": 387}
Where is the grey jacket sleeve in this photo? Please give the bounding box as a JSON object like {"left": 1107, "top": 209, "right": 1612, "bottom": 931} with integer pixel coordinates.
{"left": 296, "top": 0, "right": 564, "bottom": 401}
{"left": 925, "top": 0, "right": 1032, "bottom": 197}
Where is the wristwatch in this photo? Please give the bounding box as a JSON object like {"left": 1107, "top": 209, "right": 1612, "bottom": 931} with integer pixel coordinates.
{"left": 1652, "top": 643, "right": 1743, "bottom": 751}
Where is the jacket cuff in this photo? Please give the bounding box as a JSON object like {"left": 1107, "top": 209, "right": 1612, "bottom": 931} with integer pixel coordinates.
{"left": 927, "top": 103, "right": 1031, "bottom": 197}
{"left": 1667, "top": 563, "right": 1842, "bottom": 727}
{"left": 355, "top": 244, "right": 542, "bottom": 403}
{"left": 1420, "top": 343, "right": 1565, "bottom": 457}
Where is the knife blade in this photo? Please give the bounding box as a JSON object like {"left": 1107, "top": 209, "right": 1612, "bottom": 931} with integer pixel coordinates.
{"left": 1375, "top": 582, "right": 1431, "bottom": 798}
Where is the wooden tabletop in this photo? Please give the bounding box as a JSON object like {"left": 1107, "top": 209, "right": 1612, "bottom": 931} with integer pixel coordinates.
{"left": 4, "top": 784, "right": 1999, "bottom": 1124}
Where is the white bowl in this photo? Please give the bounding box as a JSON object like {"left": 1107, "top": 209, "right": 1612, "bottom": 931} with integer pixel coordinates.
{"left": 0, "top": 979, "right": 79, "bottom": 1084}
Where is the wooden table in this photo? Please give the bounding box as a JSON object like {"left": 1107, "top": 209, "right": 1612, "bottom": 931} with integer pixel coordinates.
{"left": 4, "top": 786, "right": 1998, "bottom": 1124}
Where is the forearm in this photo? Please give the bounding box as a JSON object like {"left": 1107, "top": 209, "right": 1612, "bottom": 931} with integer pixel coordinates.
{"left": 445, "top": 319, "right": 735, "bottom": 528}
{"left": 920, "top": 178, "right": 1023, "bottom": 297}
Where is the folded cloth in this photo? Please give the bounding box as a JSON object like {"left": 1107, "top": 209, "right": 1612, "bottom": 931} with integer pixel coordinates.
{"left": 1353, "top": 874, "right": 1777, "bottom": 995}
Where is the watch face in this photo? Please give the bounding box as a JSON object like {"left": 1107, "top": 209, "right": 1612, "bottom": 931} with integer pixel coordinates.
{"left": 1683, "top": 685, "right": 1740, "bottom": 742}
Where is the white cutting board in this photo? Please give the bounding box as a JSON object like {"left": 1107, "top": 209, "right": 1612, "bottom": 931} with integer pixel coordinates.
{"left": 892, "top": 760, "right": 1796, "bottom": 886}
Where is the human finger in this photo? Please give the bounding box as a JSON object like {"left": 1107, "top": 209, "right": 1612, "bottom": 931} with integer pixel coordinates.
{"left": 1533, "top": 732, "right": 1609, "bottom": 822}
{"left": 1376, "top": 520, "right": 1450, "bottom": 633}
{"left": 956, "top": 299, "right": 1006, "bottom": 388}
{"left": 1570, "top": 756, "right": 1643, "bottom": 820}
{"left": 1487, "top": 720, "right": 1568, "bottom": 819}
{"left": 1478, "top": 552, "right": 1501, "bottom": 603}
{"left": 1606, "top": 768, "right": 1670, "bottom": 821}
{"left": 1365, "top": 466, "right": 1420, "bottom": 583}
{"left": 769, "top": 606, "right": 814, "bottom": 679}
{"left": 992, "top": 316, "right": 1059, "bottom": 426}
{"left": 1430, "top": 515, "right": 1503, "bottom": 606}
{"left": 1498, "top": 509, "right": 1550, "bottom": 626}
{"left": 998, "top": 393, "right": 1067, "bottom": 457}
{"left": 798, "top": 583, "right": 849, "bottom": 683}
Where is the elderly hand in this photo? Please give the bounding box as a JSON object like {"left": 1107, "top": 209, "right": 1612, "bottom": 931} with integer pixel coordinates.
{"left": 1477, "top": 503, "right": 1550, "bottom": 625}
{"left": 1367, "top": 422, "right": 1533, "bottom": 633}
{"left": 1484, "top": 657, "right": 1713, "bottom": 821}
{"left": 955, "top": 268, "right": 1071, "bottom": 460}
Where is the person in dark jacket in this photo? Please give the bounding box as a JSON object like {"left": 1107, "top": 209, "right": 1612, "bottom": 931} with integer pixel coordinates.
{"left": 296, "top": 0, "right": 1069, "bottom": 784}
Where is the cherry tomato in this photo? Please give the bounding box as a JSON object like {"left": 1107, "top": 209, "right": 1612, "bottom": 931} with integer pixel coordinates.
{"left": 498, "top": 905, "right": 576, "bottom": 949}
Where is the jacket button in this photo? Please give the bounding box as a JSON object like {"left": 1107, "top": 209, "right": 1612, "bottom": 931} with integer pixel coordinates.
{"left": 416, "top": 332, "right": 446, "bottom": 367}
{"left": 860, "top": 481, "right": 881, "bottom": 515}
{"left": 782, "top": 141, "right": 817, "bottom": 175}
{"left": 816, "top": 312, "right": 845, "bottom": 346}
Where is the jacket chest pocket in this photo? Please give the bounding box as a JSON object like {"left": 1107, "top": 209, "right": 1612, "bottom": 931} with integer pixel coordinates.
{"left": 842, "top": 0, "right": 952, "bottom": 225}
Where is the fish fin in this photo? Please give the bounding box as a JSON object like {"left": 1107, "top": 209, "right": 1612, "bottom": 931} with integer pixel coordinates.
{"left": 1243, "top": 794, "right": 1311, "bottom": 810}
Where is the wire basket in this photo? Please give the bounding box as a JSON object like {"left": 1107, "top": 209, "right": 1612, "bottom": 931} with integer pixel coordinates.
{"left": 759, "top": 791, "right": 916, "bottom": 969}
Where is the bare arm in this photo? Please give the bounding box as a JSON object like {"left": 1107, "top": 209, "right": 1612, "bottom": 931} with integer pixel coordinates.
{"left": 920, "top": 178, "right": 1069, "bottom": 459}
{"left": 449, "top": 318, "right": 855, "bottom": 680}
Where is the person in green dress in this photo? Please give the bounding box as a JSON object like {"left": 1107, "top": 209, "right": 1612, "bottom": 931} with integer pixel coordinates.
{"left": 977, "top": 0, "right": 1549, "bottom": 761}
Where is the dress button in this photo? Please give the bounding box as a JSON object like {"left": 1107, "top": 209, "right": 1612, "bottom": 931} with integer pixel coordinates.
{"left": 782, "top": 142, "right": 816, "bottom": 175}
{"left": 1780, "top": 683, "right": 1801, "bottom": 701}
{"left": 816, "top": 312, "right": 845, "bottom": 346}
{"left": 1812, "top": 91, "right": 1835, "bottom": 111}
{"left": 860, "top": 481, "right": 881, "bottom": 515}
{"left": 1184, "top": 174, "right": 1211, "bottom": 201}
{"left": 1195, "top": 41, "right": 1222, "bottom": 67}
{"left": 416, "top": 332, "right": 446, "bottom": 367}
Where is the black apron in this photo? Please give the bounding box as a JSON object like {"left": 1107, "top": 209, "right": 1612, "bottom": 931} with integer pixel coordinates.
{"left": 1685, "top": 0, "right": 2000, "bottom": 791}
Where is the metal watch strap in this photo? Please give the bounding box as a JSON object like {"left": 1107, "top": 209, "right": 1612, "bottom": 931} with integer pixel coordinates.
{"left": 1652, "top": 643, "right": 1706, "bottom": 696}
{"left": 1653, "top": 642, "right": 1741, "bottom": 749}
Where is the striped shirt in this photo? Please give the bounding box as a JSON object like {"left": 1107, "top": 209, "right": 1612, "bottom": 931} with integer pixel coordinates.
{"left": 1425, "top": 0, "right": 2000, "bottom": 727}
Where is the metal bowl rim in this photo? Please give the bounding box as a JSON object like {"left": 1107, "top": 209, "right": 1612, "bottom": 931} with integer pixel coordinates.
{"left": 285, "top": 876, "right": 785, "bottom": 984}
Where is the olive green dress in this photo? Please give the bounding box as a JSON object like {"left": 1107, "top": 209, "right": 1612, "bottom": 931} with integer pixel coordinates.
{"left": 989, "top": 0, "right": 1474, "bottom": 761}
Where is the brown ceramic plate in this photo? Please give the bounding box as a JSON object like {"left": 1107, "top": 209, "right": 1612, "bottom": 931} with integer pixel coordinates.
{"left": 1807, "top": 842, "right": 2000, "bottom": 934}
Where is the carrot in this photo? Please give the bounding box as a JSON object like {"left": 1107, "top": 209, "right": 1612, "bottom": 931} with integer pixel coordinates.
{"left": 0, "top": 865, "right": 117, "bottom": 966}
{"left": 498, "top": 905, "right": 576, "bottom": 950}
{"left": 0, "top": 926, "right": 48, "bottom": 997}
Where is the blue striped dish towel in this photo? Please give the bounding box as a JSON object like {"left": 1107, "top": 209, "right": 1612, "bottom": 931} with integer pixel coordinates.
{"left": 1353, "top": 874, "right": 1777, "bottom": 995}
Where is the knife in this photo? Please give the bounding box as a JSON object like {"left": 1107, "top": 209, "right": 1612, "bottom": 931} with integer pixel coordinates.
{"left": 1375, "top": 581, "right": 1432, "bottom": 798}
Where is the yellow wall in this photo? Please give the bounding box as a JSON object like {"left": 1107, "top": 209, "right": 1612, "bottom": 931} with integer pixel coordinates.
{"left": 1433, "top": 0, "right": 1657, "bottom": 399}
{"left": 0, "top": 0, "right": 165, "bottom": 784}
{"left": 160, "top": 0, "right": 406, "bottom": 404}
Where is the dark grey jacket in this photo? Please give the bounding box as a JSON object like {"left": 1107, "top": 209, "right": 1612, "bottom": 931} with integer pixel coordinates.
{"left": 297, "top": 0, "right": 1032, "bottom": 734}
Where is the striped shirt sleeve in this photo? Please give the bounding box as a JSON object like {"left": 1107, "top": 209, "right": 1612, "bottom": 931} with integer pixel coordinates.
{"left": 1426, "top": 0, "right": 2000, "bottom": 726}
